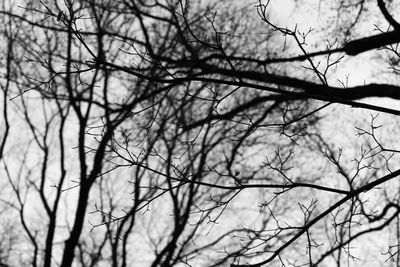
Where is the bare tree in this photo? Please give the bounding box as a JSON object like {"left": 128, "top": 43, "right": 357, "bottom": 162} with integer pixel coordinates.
{"left": 1, "top": 0, "right": 400, "bottom": 266}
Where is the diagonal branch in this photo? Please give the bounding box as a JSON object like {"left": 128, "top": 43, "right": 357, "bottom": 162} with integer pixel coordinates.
{"left": 377, "top": 0, "right": 400, "bottom": 30}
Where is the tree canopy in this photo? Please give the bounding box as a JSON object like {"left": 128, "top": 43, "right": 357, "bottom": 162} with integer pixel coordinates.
{"left": 1, "top": 0, "right": 400, "bottom": 266}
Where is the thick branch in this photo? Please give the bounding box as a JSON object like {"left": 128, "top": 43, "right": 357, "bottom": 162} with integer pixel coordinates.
{"left": 377, "top": 0, "right": 400, "bottom": 29}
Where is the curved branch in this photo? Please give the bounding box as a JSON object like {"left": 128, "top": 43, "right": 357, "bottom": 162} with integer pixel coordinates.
{"left": 377, "top": 0, "right": 400, "bottom": 29}
{"left": 231, "top": 168, "right": 400, "bottom": 267}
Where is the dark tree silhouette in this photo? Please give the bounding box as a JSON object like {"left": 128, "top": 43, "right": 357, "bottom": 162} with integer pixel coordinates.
{"left": 1, "top": 0, "right": 400, "bottom": 266}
